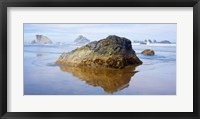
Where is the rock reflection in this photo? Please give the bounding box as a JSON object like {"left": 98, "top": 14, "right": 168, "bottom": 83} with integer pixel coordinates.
{"left": 36, "top": 53, "right": 45, "bottom": 57}
{"left": 58, "top": 65, "right": 137, "bottom": 94}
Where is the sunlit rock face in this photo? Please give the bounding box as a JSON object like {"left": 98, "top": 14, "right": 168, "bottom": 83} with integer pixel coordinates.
{"left": 56, "top": 35, "right": 142, "bottom": 69}
{"left": 58, "top": 65, "right": 137, "bottom": 94}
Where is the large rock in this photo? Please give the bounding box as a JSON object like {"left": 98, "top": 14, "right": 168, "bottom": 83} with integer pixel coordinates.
{"left": 141, "top": 49, "right": 155, "bottom": 56}
{"left": 74, "top": 35, "right": 90, "bottom": 44}
{"left": 31, "top": 35, "right": 53, "bottom": 44}
{"left": 56, "top": 35, "right": 142, "bottom": 69}
{"left": 58, "top": 65, "right": 137, "bottom": 94}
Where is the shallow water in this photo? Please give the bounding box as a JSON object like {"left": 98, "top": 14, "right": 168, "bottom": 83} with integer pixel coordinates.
{"left": 24, "top": 44, "right": 176, "bottom": 95}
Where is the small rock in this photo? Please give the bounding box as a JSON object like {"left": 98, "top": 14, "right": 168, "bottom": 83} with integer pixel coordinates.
{"left": 141, "top": 49, "right": 155, "bottom": 56}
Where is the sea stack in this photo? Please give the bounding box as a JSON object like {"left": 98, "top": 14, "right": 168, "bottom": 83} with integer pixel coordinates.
{"left": 74, "top": 35, "right": 90, "bottom": 44}
{"left": 159, "top": 40, "right": 171, "bottom": 44}
{"left": 56, "top": 35, "right": 142, "bottom": 69}
{"left": 31, "top": 35, "right": 53, "bottom": 44}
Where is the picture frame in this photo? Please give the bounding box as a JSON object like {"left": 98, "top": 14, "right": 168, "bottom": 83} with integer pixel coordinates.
{"left": 0, "top": 0, "right": 200, "bottom": 119}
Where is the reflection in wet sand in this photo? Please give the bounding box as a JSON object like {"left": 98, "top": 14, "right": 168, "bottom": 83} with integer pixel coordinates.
{"left": 58, "top": 65, "right": 137, "bottom": 94}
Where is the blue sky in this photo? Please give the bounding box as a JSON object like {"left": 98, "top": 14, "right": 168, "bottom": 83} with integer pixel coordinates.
{"left": 24, "top": 24, "right": 176, "bottom": 43}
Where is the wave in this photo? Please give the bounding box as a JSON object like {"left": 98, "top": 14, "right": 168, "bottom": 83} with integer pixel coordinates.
{"left": 137, "top": 53, "right": 176, "bottom": 64}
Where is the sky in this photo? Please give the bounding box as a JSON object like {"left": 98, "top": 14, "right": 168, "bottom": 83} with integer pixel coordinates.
{"left": 24, "top": 24, "right": 177, "bottom": 43}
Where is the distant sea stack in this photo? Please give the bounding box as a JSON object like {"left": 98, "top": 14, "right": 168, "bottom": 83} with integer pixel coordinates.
{"left": 132, "top": 39, "right": 172, "bottom": 44}
{"left": 31, "top": 35, "right": 53, "bottom": 44}
{"left": 74, "top": 35, "right": 90, "bottom": 44}
{"left": 159, "top": 40, "right": 171, "bottom": 44}
{"left": 56, "top": 35, "right": 142, "bottom": 69}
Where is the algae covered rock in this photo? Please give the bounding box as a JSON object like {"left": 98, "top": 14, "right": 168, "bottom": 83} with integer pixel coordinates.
{"left": 141, "top": 49, "right": 155, "bottom": 56}
{"left": 56, "top": 35, "right": 142, "bottom": 69}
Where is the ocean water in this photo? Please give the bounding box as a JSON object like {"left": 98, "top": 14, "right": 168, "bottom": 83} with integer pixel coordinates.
{"left": 24, "top": 43, "right": 176, "bottom": 95}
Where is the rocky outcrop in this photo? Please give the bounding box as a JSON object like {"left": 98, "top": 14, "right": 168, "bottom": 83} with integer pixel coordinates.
{"left": 31, "top": 35, "right": 53, "bottom": 44}
{"left": 74, "top": 35, "right": 90, "bottom": 44}
{"left": 56, "top": 35, "right": 142, "bottom": 69}
{"left": 141, "top": 49, "right": 155, "bottom": 56}
{"left": 58, "top": 65, "right": 137, "bottom": 94}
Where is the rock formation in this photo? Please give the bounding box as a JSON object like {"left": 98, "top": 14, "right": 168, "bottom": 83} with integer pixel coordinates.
{"left": 31, "top": 35, "right": 53, "bottom": 44}
{"left": 56, "top": 35, "right": 142, "bottom": 69}
{"left": 31, "top": 40, "right": 37, "bottom": 44}
{"left": 141, "top": 49, "right": 155, "bottom": 56}
{"left": 74, "top": 35, "right": 90, "bottom": 44}
{"left": 159, "top": 40, "right": 171, "bottom": 44}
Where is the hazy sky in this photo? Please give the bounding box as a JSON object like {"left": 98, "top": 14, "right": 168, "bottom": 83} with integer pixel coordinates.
{"left": 24, "top": 24, "right": 176, "bottom": 43}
